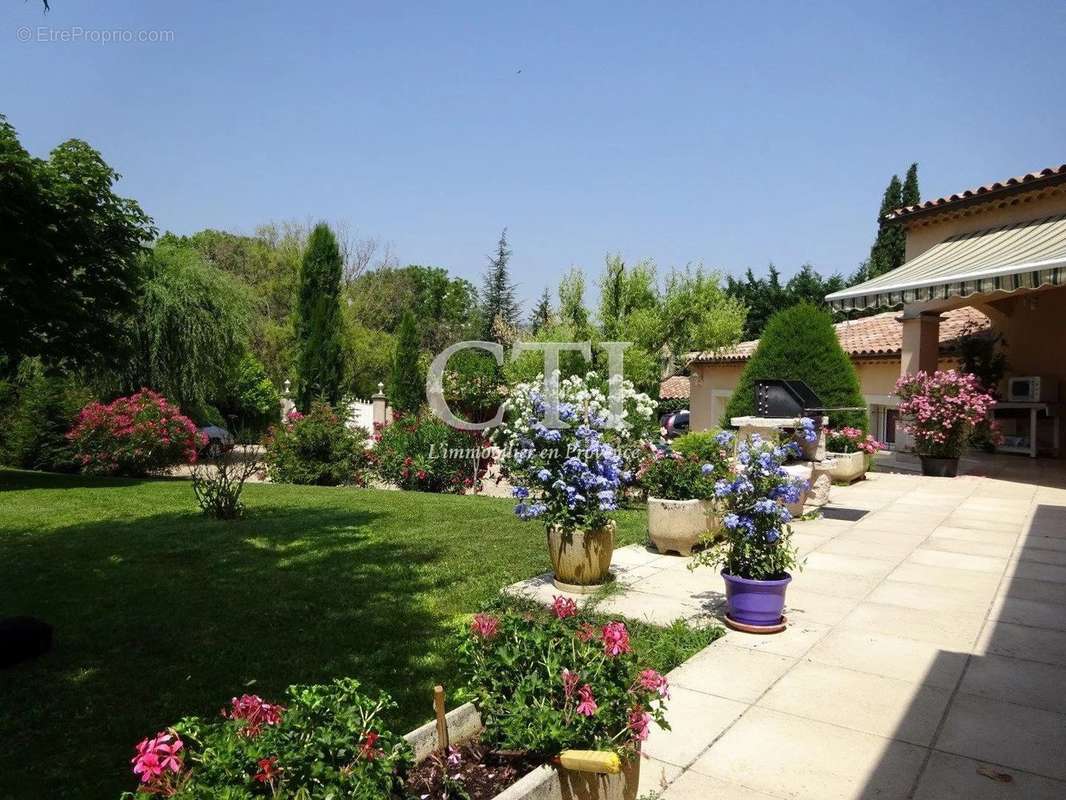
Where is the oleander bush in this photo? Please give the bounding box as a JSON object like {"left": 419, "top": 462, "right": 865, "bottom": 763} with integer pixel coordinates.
{"left": 262, "top": 401, "right": 371, "bottom": 485}
{"left": 372, "top": 412, "right": 487, "bottom": 493}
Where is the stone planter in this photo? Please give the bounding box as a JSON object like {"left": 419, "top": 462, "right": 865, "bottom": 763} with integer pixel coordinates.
{"left": 824, "top": 450, "right": 868, "bottom": 484}
{"left": 647, "top": 498, "right": 719, "bottom": 556}
{"left": 547, "top": 522, "right": 615, "bottom": 593}
{"left": 405, "top": 702, "right": 640, "bottom": 800}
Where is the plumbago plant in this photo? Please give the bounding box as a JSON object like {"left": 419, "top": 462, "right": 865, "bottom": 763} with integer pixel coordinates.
{"left": 895, "top": 370, "right": 996, "bottom": 458}
{"left": 121, "top": 678, "right": 410, "bottom": 799}
{"left": 457, "top": 601, "right": 669, "bottom": 760}
{"left": 691, "top": 436, "right": 807, "bottom": 580}
{"left": 496, "top": 372, "right": 656, "bottom": 530}
{"left": 825, "top": 426, "right": 885, "bottom": 455}
{"left": 637, "top": 430, "right": 735, "bottom": 501}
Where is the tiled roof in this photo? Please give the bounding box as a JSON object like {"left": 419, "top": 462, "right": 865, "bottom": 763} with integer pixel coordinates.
{"left": 886, "top": 164, "right": 1066, "bottom": 221}
{"left": 689, "top": 306, "right": 988, "bottom": 365}
{"left": 658, "top": 375, "right": 690, "bottom": 399}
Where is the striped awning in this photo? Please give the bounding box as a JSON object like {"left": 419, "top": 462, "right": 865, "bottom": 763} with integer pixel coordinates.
{"left": 826, "top": 214, "right": 1066, "bottom": 311}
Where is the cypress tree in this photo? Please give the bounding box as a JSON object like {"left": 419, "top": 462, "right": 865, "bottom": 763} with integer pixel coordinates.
{"left": 723, "top": 303, "right": 868, "bottom": 431}
{"left": 296, "top": 223, "right": 344, "bottom": 408}
{"left": 867, "top": 174, "right": 906, "bottom": 278}
{"left": 530, "top": 287, "right": 553, "bottom": 334}
{"left": 390, "top": 311, "right": 423, "bottom": 414}
{"left": 901, "top": 162, "right": 920, "bottom": 207}
{"left": 481, "top": 229, "right": 519, "bottom": 340}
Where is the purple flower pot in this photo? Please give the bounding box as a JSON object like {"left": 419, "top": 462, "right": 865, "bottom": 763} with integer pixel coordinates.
{"left": 722, "top": 570, "right": 791, "bottom": 627}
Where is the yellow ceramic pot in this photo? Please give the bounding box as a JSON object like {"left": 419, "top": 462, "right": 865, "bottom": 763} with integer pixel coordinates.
{"left": 547, "top": 521, "right": 616, "bottom": 593}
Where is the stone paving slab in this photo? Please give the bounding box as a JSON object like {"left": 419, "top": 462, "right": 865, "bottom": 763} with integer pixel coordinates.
{"left": 505, "top": 471, "right": 1066, "bottom": 799}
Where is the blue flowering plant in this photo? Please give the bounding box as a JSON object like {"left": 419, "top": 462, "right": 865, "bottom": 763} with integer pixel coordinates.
{"left": 496, "top": 372, "right": 655, "bottom": 531}
{"left": 691, "top": 435, "right": 807, "bottom": 580}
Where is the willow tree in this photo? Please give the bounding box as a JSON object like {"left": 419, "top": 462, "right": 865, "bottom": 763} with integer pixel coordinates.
{"left": 296, "top": 223, "right": 344, "bottom": 408}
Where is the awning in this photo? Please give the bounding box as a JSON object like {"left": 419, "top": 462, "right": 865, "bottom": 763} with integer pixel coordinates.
{"left": 826, "top": 214, "right": 1066, "bottom": 311}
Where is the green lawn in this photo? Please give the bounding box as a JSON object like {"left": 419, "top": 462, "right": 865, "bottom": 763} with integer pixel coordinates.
{"left": 0, "top": 469, "right": 658, "bottom": 799}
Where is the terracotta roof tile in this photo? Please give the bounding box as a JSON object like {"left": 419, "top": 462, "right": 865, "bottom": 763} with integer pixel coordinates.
{"left": 688, "top": 306, "right": 988, "bottom": 366}
{"left": 658, "top": 375, "right": 690, "bottom": 399}
{"left": 886, "top": 164, "right": 1066, "bottom": 220}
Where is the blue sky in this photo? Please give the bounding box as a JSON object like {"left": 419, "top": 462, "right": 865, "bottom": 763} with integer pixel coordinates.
{"left": 3, "top": 1, "right": 1064, "bottom": 308}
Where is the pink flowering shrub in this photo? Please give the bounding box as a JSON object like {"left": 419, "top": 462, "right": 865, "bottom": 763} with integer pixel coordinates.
{"left": 68, "top": 389, "right": 202, "bottom": 476}
{"left": 825, "top": 426, "right": 885, "bottom": 456}
{"left": 458, "top": 604, "right": 670, "bottom": 760}
{"left": 895, "top": 370, "right": 997, "bottom": 458}
{"left": 120, "top": 678, "right": 410, "bottom": 799}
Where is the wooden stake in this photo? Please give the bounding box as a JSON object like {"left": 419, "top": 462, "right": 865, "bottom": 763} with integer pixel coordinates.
{"left": 433, "top": 685, "right": 449, "bottom": 754}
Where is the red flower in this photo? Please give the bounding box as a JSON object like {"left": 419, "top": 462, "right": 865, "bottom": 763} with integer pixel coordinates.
{"left": 551, "top": 595, "right": 578, "bottom": 619}
{"left": 601, "top": 621, "right": 632, "bottom": 657}
{"left": 227, "top": 694, "right": 284, "bottom": 736}
{"left": 360, "top": 730, "right": 382, "bottom": 760}
{"left": 575, "top": 684, "right": 598, "bottom": 716}
{"left": 575, "top": 622, "right": 598, "bottom": 642}
{"left": 470, "top": 613, "right": 501, "bottom": 640}
{"left": 254, "top": 756, "right": 281, "bottom": 784}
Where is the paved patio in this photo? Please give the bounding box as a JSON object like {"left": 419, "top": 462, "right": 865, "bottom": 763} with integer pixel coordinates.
{"left": 509, "top": 470, "right": 1066, "bottom": 799}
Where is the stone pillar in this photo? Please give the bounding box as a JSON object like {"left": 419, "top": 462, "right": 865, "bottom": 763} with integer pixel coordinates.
{"left": 372, "top": 383, "right": 388, "bottom": 427}
{"left": 899, "top": 312, "right": 941, "bottom": 377}
{"left": 280, "top": 378, "right": 295, "bottom": 420}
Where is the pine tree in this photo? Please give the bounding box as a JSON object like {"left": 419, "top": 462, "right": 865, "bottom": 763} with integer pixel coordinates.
{"left": 481, "top": 229, "right": 519, "bottom": 340}
{"left": 390, "top": 311, "right": 423, "bottom": 413}
{"left": 530, "top": 287, "right": 553, "bottom": 334}
{"left": 296, "top": 223, "right": 344, "bottom": 408}
{"left": 867, "top": 174, "right": 906, "bottom": 278}
{"left": 724, "top": 303, "right": 868, "bottom": 431}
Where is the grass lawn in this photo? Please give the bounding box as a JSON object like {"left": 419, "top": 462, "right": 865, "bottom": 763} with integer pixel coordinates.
{"left": 0, "top": 469, "right": 711, "bottom": 798}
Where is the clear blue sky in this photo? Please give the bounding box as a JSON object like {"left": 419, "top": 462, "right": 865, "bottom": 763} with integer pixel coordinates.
{"left": 3, "top": 1, "right": 1064, "bottom": 308}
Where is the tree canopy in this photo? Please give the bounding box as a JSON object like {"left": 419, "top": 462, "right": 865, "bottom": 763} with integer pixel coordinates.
{"left": 0, "top": 114, "right": 155, "bottom": 372}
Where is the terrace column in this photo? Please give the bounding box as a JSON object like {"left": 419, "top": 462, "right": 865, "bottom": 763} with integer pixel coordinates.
{"left": 899, "top": 311, "right": 941, "bottom": 376}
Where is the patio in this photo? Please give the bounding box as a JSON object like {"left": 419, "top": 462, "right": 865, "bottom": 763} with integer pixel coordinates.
{"left": 511, "top": 470, "right": 1066, "bottom": 799}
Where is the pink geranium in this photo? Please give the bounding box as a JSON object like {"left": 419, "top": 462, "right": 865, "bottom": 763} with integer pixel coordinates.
{"left": 601, "top": 621, "right": 632, "bottom": 657}
{"left": 131, "top": 731, "right": 184, "bottom": 787}
{"left": 636, "top": 669, "right": 670, "bottom": 698}
{"left": 576, "top": 684, "right": 598, "bottom": 716}
{"left": 227, "top": 694, "right": 284, "bottom": 736}
{"left": 471, "top": 612, "right": 501, "bottom": 640}
{"left": 561, "top": 668, "right": 580, "bottom": 698}
{"left": 551, "top": 595, "right": 578, "bottom": 619}
{"left": 627, "top": 707, "right": 652, "bottom": 742}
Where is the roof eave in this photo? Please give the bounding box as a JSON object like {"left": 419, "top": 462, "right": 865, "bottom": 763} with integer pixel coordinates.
{"left": 884, "top": 169, "right": 1066, "bottom": 224}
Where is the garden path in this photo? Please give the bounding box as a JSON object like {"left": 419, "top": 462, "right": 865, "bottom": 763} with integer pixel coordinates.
{"left": 509, "top": 470, "right": 1066, "bottom": 799}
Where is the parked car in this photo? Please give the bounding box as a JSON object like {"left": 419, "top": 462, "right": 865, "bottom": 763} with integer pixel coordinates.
{"left": 198, "top": 425, "right": 235, "bottom": 457}
{"left": 660, "top": 410, "right": 690, "bottom": 439}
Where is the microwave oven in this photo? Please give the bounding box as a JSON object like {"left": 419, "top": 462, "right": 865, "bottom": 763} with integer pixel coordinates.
{"left": 1007, "top": 376, "right": 1058, "bottom": 403}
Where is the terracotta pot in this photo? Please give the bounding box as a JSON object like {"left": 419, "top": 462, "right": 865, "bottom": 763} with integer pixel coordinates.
{"left": 647, "top": 498, "right": 719, "bottom": 556}
{"left": 547, "top": 522, "right": 615, "bottom": 593}
{"left": 825, "top": 450, "right": 868, "bottom": 483}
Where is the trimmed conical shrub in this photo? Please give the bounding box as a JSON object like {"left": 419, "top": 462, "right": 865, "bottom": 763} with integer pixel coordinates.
{"left": 723, "top": 303, "right": 868, "bottom": 431}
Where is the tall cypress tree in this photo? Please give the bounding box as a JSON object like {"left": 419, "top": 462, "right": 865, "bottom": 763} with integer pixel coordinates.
{"left": 867, "top": 174, "right": 905, "bottom": 278}
{"left": 296, "top": 223, "right": 344, "bottom": 408}
{"left": 530, "top": 287, "right": 553, "bottom": 334}
{"left": 481, "top": 229, "right": 519, "bottom": 340}
{"left": 901, "top": 162, "right": 920, "bottom": 208}
{"left": 390, "top": 311, "right": 423, "bottom": 413}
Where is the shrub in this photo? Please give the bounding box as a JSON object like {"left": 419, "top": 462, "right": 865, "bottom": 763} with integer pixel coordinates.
{"left": 192, "top": 448, "right": 262, "bottom": 520}
{"left": 825, "top": 426, "right": 885, "bottom": 455}
{"left": 120, "top": 678, "right": 411, "bottom": 799}
{"left": 373, "top": 413, "right": 486, "bottom": 492}
{"left": 692, "top": 435, "right": 806, "bottom": 580}
{"left": 723, "top": 303, "right": 867, "bottom": 431}
{"left": 2, "top": 359, "right": 91, "bottom": 473}
{"left": 263, "top": 401, "right": 371, "bottom": 485}
{"left": 216, "top": 354, "right": 281, "bottom": 441}
{"left": 457, "top": 605, "right": 669, "bottom": 761}
{"left": 68, "top": 390, "right": 202, "bottom": 476}
{"left": 637, "top": 431, "right": 734, "bottom": 501}
{"left": 895, "top": 370, "right": 996, "bottom": 458}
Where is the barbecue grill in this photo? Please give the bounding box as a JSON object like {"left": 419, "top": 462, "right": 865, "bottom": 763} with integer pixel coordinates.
{"left": 753, "top": 379, "right": 865, "bottom": 422}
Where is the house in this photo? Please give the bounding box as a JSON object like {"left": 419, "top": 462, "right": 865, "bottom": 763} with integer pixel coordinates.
{"left": 676, "top": 307, "right": 988, "bottom": 447}
{"left": 826, "top": 163, "right": 1066, "bottom": 457}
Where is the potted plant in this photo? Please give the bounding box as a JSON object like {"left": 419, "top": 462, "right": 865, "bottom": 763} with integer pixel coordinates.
{"left": 458, "top": 603, "right": 670, "bottom": 799}
{"left": 895, "top": 370, "right": 996, "bottom": 478}
{"left": 637, "top": 430, "right": 735, "bottom": 556}
{"left": 824, "top": 426, "right": 885, "bottom": 483}
{"left": 691, "top": 435, "right": 806, "bottom": 630}
{"left": 497, "top": 372, "right": 654, "bottom": 592}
